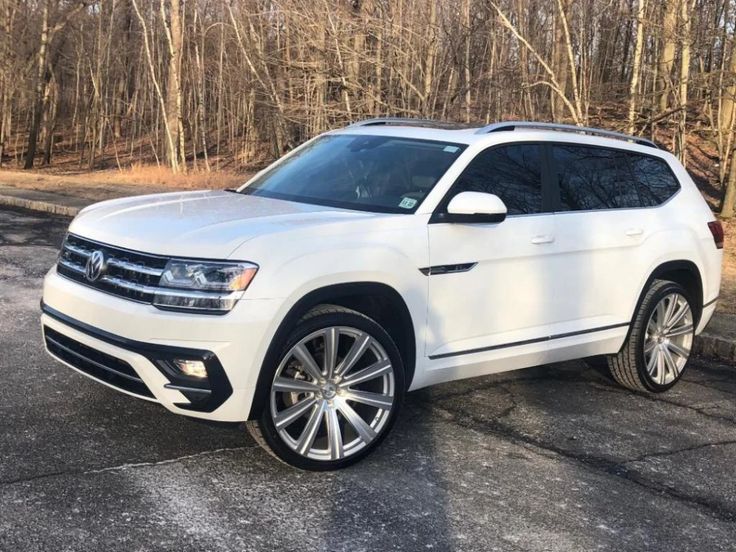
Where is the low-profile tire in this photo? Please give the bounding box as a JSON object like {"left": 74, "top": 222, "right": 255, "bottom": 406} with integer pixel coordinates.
{"left": 608, "top": 279, "right": 696, "bottom": 393}
{"left": 247, "top": 305, "right": 404, "bottom": 470}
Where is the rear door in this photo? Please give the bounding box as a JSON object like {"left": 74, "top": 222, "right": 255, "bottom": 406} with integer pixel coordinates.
{"left": 547, "top": 143, "right": 654, "bottom": 339}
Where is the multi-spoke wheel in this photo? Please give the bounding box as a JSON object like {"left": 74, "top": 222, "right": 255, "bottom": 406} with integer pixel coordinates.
{"left": 608, "top": 279, "right": 696, "bottom": 392}
{"left": 643, "top": 292, "right": 694, "bottom": 386}
{"left": 247, "top": 305, "right": 404, "bottom": 470}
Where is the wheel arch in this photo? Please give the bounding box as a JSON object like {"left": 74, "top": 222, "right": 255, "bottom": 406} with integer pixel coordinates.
{"left": 622, "top": 260, "right": 704, "bottom": 350}
{"left": 247, "top": 282, "right": 416, "bottom": 420}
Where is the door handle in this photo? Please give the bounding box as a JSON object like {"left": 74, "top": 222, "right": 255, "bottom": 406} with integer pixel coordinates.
{"left": 530, "top": 235, "right": 555, "bottom": 245}
{"left": 625, "top": 228, "right": 644, "bottom": 237}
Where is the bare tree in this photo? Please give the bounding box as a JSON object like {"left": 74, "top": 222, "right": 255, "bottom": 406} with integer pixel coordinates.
{"left": 24, "top": 0, "right": 95, "bottom": 169}
{"left": 0, "top": 0, "right": 733, "bottom": 219}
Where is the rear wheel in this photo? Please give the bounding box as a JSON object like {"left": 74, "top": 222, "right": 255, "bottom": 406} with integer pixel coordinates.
{"left": 247, "top": 305, "right": 404, "bottom": 470}
{"left": 608, "top": 279, "right": 695, "bottom": 392}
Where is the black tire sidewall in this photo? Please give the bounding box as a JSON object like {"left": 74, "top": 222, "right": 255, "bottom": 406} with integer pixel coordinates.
{"left": 257, "top": 310, "right": 405, "bottom": 471}
{"left": 635, "top": 281, "right": 694, "bottom": 392}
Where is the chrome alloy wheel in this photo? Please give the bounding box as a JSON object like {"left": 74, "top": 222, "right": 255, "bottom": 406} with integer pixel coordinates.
{"left": 644, "top": 292, "right": 694, "bottom": 385}
{"left": 269, "top": 326, "right": 395, "bottom": 461}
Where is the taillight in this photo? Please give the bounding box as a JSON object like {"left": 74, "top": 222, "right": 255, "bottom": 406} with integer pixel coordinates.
{"left": 708, "top": 220, "right": 724, "bottom": 249}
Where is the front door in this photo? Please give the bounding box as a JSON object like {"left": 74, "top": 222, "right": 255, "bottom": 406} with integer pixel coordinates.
{"left": 425, "top": 143, "right": 560, "bottom": 364}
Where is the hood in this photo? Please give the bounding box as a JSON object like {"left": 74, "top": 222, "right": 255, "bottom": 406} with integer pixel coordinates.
{"left": 69, "top": 190, "right": 375, "bottom": 258}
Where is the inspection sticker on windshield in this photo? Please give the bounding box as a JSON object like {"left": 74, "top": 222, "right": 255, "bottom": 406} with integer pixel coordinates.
{"left": 443, "top": 145, "right": 459, "bottom": 153}
{"left": 399, "top": 197, "right": 417, "bottom": 209}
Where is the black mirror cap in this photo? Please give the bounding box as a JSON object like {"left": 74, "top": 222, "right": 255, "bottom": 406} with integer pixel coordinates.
{"left": 429, "top": 211, "right": 507, "bottom": 224}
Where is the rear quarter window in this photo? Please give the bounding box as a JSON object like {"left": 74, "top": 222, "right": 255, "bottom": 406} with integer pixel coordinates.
{"left": 627, "top": 154, "right": 681, "bottom": 206}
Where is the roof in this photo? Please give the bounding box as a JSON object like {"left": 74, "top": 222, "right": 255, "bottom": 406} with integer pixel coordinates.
{"left": 330, "top": 118, "right": 660, "bottom": 152}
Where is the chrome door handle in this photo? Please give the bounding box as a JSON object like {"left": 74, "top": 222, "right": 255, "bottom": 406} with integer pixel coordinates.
{"left": 625, "top": 228, "right": 644, "bottom": 237}
{"left": 531, "top": 235, "right": 555, "bottom": 245}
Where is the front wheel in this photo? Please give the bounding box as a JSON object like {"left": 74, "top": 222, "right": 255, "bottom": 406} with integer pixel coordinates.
{"left": 247, "top": 305, "right": 404, "bottom": 470}
{"left": 608, "top": 279, "right": 695, "bottom": 392}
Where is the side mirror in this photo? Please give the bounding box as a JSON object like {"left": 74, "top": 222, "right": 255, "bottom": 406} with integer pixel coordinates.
{"left": 443, "top": 191, "right": 507, "bottom": 223}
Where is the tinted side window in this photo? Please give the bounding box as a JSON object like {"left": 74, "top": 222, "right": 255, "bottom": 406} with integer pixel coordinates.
{"left": 452, "top": 144, "right": 543, "bottom": 215}
{"left": 628, "top": 154, "right": 680, "bottom": 206}
{"left": 553, "top": 145, "right": 641, "bottom": 210}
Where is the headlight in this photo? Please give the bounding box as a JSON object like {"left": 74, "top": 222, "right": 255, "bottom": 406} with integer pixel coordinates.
{"left": 153, "top": 260, "right": 258, "bottom": 313}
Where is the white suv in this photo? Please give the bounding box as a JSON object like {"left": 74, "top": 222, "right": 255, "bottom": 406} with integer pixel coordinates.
{"left": 41, "top": 119, "right": 724, "bottom": 470}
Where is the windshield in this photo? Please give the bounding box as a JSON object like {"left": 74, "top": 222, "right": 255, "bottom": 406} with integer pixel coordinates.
{"left": 241, "top": 134, "right": 467, "bottom": 213}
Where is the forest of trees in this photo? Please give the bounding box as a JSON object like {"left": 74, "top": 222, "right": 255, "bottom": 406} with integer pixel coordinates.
{"left": 3, "top": 0, "right": 736, "bottom": 216}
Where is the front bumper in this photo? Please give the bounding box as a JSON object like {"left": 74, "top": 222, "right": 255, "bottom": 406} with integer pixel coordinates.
{"left": 42, "top": 304, "right": 233, "bottom": 412}
{"left": 41, "top": 266, "right": 283, "bottom": 421}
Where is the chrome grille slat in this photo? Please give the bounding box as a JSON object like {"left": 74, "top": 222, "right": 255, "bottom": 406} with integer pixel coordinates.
{"left": 64, "top": 243, "right": 92, "bottom": 258}
{"left": 62, "top": 239, "right": 164, "bottom": 278}
{"left": 58, "top": 258, "right": 85, "bottom": 274}
{"left": 99, "top": 273, "right": 240, "bottom": 301}
{"left": 58, "top": 234, "right": 167, "bottom": 303}
{"left": 106, "top": 258, "right": 164, "bottom": 277}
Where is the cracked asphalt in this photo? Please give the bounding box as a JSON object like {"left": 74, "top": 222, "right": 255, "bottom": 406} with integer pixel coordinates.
{"left": 2, "top": 205, "right": 736, "bottom": 551}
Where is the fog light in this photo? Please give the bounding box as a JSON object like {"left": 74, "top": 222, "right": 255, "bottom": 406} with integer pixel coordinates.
{"left": 173, "top": 359, "right": 208, "bottom": 379}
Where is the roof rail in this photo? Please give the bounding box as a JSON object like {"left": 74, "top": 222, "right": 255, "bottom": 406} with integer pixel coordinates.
{"left": 475, "top": 121, "right": 658, "bottom": 149}
{"left": 348, "top": 118, "right": 468, "bottom": 130}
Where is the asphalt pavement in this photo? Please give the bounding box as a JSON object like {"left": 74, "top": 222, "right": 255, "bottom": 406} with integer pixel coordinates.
{"left": 2, "top": 205, "right": 736, "bottom": 552}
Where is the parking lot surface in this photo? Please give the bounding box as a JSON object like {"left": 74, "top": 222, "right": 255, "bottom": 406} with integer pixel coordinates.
{"left": 2, "top": 205, "right": 736, "bottom": 551}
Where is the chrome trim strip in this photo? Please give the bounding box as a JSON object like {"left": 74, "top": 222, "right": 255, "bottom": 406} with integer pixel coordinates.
{"left": 164, "top": 383, "right": 212, "bottom": 394}
{"left": 429, "top": 322, "right": 630, "bottom": 360}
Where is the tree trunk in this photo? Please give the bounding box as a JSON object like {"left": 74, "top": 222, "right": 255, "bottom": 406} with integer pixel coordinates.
{"left": 464, "top": 0, "right": 472, "bottom": 122}
{"left": 42, "top": 73, "right": 57, "bottom": 165}
{"left": 627, "top": 0, "right": 647, "bottom": 134}
{"left": 675, "top": 0, "right": 693, "bottom": 161}
{"left": 722, "top": 148, "right": 736, "bottom": 218}
{"left": 551, "top": 0, "right": 570, "bottom": 120}
{"left": 24, "top": 0, "right": 50, "bottom": 169}
{"left": 161, "top": 0, "right": 184, "bottom": 172}
{"left": 658, "top": 0, "right": 678, "bottom": 113}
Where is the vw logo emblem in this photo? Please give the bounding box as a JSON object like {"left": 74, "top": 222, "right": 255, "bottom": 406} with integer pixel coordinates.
{"left": 85, "top": 250, "right": 106, "bottom": 282}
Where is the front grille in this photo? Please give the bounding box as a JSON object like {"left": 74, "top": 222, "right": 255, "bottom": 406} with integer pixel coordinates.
{"left": 57, "top": 234, "right": 168, "bottom": 303}
{"left": 44, "top": 326, "right": 154, "bottom": 398}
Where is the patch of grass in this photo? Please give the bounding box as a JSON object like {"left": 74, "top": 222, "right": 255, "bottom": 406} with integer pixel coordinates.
{"left": 112, "top": 163, "right": 247, "bottom": 189}
{"left": 0, "top": 165, "right": 251, "bottom": 203}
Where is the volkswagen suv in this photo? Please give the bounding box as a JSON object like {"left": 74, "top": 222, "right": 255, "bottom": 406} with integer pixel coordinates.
{"left": 41, "top": 119, "right": 724, "bottom": 470}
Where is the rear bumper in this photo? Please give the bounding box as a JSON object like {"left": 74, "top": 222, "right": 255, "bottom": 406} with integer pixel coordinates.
{"left": 41, "top": 266, "right": 283, "bottom": 421}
